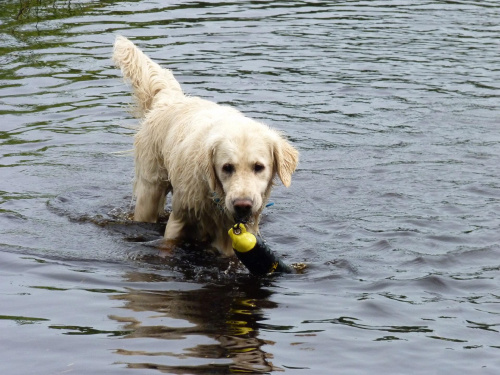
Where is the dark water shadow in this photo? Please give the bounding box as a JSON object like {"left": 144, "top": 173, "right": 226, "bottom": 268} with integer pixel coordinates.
{"left": 45, "top": 187, "right": 307, "bottom": 282}
{"left": 45, "top": 187, "right": 240, "bottom": 277}
{"left": 110, "top": 273, "right": 281, "bottom": 374}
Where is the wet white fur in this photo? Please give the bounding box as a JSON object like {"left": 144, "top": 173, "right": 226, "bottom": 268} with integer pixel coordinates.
{"left": 113, "top": 36, "right": 298, "bottom": 256}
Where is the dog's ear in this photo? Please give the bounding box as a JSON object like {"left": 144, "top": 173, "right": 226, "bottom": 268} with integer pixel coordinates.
{"left": 274, "top": 138, "right": 299, "bottom": 187}
{"left": 207, "top": 149, "right": 218, "bottom": 192}
{"left": 201, "top": 138, "right": 222, "bottom": 193}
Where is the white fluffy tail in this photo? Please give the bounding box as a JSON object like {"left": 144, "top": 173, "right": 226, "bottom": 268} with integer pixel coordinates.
{"left": 113, "top": 35, "right": 183, "bottom": 116}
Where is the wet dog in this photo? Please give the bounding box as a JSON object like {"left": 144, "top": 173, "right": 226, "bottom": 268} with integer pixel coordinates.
{"left": 113, "top": 36, "right": 298, "bottom": 256}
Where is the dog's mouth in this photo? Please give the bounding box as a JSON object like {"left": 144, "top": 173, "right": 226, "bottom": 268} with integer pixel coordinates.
{"left": 234, "top": 214, "right": 252, "bottom": 225}
{"left": 234, "top": 216, "right": 255, "bottom": 227}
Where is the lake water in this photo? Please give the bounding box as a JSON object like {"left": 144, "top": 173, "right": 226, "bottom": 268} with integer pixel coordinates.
{"left": 1, "top": 1, "right": 499, "bottom": 374}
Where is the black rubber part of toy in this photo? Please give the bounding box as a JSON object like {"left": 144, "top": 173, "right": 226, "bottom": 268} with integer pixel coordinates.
{"left": 233, "top": 236, "right": 294, "bottom": 276}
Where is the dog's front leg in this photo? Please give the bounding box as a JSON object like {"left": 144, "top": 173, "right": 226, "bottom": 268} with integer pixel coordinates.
{"left": 164, "top": 211, "right": 185, "bottom": 240}
{"left": 134, "top": 179, "right": 167, "bottom": 222}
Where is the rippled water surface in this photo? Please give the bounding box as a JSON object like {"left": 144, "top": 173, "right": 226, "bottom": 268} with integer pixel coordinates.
{"left": 1, "top": 1, "right": 499, "bottom": 374}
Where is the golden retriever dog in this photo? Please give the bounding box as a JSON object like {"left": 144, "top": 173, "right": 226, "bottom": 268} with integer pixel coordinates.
{"left": 113, "top": 36, "right": 298, "bottom": 256}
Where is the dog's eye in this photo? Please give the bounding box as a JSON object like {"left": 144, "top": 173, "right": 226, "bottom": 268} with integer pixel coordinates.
{"left": 254, "top": 163, "right": 265, "bottom": 173}
{"left": 222, "top": 163, "right": 235, "bottom": 174}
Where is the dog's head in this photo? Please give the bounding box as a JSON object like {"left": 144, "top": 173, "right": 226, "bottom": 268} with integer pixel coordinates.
{"left": 203, "top": 124, "right": 299, "bottom": 223}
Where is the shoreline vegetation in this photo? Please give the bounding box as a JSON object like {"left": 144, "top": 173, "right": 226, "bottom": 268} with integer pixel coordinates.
{"left": 15, "top": 0, "right": 75, "bottom": 21}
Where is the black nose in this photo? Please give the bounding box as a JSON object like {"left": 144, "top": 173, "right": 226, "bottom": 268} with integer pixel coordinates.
{"left": 233, "top": 198, "right": 253, "bottom": 221}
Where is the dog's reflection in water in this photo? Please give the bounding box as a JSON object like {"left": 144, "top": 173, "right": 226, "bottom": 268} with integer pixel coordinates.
{"left": 110, "top": 272, "right": 280, "bottom": 373}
